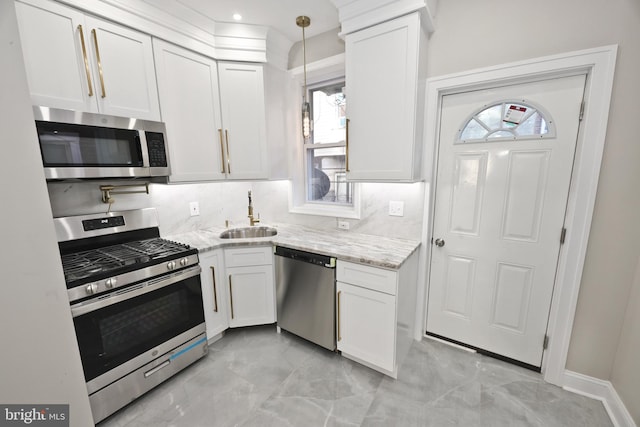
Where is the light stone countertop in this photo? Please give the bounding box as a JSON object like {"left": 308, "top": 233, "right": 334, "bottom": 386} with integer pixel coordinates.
{"left": 166, "top": 223, "right": 421, "bottom": 270}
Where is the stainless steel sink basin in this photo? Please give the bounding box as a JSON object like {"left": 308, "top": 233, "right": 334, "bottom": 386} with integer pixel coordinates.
{"left": 219, "top": 226, "right": 277, "bottom": 239}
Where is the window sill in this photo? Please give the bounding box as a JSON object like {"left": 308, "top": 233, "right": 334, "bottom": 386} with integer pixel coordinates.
{"left": 289, "top": 201, "right": 361, "bottom": 220}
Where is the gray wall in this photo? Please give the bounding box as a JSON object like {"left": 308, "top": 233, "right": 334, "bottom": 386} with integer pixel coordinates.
{"left": 288, "top": 27, "right": 344, "bottom": 69}
{"left": 611, "top": 256, "right": 640, "bottom": 422}
{"left": 427, "top": 0, "right": 640, "bottom": 420}
{"left": 0, "top": 2, "right": 94, "bottom": 425}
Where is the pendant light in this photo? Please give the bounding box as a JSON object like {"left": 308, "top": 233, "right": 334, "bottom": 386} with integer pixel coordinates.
{"left": 297, "top": 15, "right": 311, "bottom": 140}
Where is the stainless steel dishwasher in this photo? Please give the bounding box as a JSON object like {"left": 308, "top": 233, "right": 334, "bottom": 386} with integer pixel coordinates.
{"left": 275, "top": 246, "right": 336, "bottom": 351}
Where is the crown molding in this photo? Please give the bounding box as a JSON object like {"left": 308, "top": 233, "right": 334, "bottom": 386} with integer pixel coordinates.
{"left": 330, "top": 0, "right": 436, "bottom": 35}
{"left": 58, "top": 0, "right": 269, "bottom": 62}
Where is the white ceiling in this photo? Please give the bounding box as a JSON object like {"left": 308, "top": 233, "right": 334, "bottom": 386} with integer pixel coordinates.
{"left": 160, "top": 0, "right": 340, "bottom": 43}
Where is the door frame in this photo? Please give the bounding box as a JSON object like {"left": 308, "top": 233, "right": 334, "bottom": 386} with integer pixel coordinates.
{"left": 417, "top": 45, "right": 618, "bottom": 386}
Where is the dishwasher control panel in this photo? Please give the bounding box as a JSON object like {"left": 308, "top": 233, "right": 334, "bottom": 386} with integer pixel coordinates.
{"left": 274, "top": 246, "right": 336, "bottom": 268}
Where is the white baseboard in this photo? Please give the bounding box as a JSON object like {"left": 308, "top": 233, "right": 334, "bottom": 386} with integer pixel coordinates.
{"left": 563, "top": 370, "right": 636, "bottom": 427}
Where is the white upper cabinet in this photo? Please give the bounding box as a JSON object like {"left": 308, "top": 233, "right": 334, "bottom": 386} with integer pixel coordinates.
{"left": 218, "top": 62, "right": 268, "bottom": 180}
{"left": 15, "top": 0, "right": 160, "bottom": 121}
{"left": 153, "top": 43, "right": 268, "bottom": 182}
{"left": 345, "top": 12, "right": 426, "bottom": 182}
{"left": 153, "top": 39, "right": 226, "bottom": 182}
{"left": 82, "top": 16, "right": 160, "bottom": 120}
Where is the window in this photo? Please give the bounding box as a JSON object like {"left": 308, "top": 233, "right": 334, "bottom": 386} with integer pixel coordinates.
{"left": 457, "top": 100, "right": 555, "bottom": 143}
{"left": 305, "top": 80, "right": 354, "bottom": 207}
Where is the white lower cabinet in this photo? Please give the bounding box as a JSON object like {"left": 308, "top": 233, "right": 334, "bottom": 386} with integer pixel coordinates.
{"left": 199, "top": 250, "right": 229, "bottom": 341}
{"left": 224, "top": 246, "right": 275, "bottom": 328}
{"left": 337, "top": 281, "right": 396, "bottom": 373}
{"left": 336, "top": 254, "right": 418, "bottom": 378}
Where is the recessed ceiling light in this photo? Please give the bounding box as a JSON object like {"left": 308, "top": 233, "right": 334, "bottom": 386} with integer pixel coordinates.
{"left": 232, "top": 13, "right": 242, "bottom": 21}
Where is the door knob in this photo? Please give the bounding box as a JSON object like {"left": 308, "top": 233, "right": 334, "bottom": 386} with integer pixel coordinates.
{"left": 434, "top": 238, "right": 445, "bottom": 247}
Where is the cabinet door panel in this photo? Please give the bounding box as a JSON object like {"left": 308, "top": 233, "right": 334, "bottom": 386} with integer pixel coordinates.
{"left": 227, "top": 265, "right": 275, "bottom": 327}
{"left": 153, "top": 39, "right": 225, "bottom": 182}
{"left": 218, "top": 63, "right": 268, "bottom": 179}
{"left": 199, "top": 251, "right": 228, "bottom": 340}
{"left": 345, "top": 13, "right": 420, "bottom": 181}
{"left": 86, "top": 16, "right": 160, "bottom": 121}
{"left": 337, "top": 281, "right": 396, "bottom": 373}
{"left": 15, "top": 0, "right": 97, "bottom": 112}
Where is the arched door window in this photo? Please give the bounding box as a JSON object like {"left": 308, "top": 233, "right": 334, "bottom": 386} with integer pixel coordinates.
{"left": 456, "top": 100, "right": 555, "bottom": 143}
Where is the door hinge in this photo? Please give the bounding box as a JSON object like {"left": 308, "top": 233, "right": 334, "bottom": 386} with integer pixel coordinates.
{"left": 579, "top": 101, "right": 585, "bottom": 121}
{"left": 543, "top": 335, "right": 549, "bottom": 350}
{"left": 560, "top": 227, "right": 567, "bottom": 244}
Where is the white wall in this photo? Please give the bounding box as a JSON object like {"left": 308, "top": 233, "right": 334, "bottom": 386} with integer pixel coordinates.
{"left": 427, "top": 0, "right": 640, "bottom": 421}
{"left": 0, "top": 2, "right": 94, "bottom": 425}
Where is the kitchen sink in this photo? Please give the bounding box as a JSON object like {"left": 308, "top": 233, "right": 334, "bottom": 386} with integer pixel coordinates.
{"left": 219, "top": 226, "right": 277, "bottom": 239}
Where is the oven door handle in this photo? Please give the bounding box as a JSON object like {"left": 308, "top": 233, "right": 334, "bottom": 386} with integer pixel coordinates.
{"left": 70, "top": 265, "right": 201, "bottom": 318}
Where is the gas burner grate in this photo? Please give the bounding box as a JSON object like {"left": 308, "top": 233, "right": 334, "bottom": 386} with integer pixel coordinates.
{"left": 61, "top": 238, "right": 192, "bottom": 283}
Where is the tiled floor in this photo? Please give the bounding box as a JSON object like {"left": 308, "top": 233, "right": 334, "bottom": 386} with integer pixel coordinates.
{"left": 99, "top": 325, "right": 612, "bottom": 427}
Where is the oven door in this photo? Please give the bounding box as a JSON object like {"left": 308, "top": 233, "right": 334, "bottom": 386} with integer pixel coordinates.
{"left": 70, "top": 265, "right": 205, "bottom": 392}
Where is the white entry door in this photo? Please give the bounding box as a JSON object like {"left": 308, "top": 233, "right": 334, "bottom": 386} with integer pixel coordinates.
{"left": 426, "top": 75, "right": 586, "bottom": 367}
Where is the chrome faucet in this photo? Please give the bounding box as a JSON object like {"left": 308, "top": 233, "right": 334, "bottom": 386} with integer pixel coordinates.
{"left": 248, "top": 190, "right": 260, "bottom": 226}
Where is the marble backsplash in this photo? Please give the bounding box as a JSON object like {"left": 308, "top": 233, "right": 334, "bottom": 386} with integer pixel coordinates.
{"left": 47, "top": 179, "right": 425, "bottom": 241}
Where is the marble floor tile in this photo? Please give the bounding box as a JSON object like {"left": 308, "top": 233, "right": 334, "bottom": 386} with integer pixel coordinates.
{"left": 98, "top": 325, "right": 612, "bottom": 427}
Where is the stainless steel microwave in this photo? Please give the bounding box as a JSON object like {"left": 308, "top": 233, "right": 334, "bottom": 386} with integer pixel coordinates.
{"left": 33, "top": 106, "right": 170, "bottom": 180}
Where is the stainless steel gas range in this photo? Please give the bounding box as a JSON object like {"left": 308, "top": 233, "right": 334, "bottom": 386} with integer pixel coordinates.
{"left": 54, "top": 208, "right": 207, "bottom": 424}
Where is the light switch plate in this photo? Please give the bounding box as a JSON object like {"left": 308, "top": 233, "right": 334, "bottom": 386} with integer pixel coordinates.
{"left": 389, "top": 201, "right": 404, "bottom": 217}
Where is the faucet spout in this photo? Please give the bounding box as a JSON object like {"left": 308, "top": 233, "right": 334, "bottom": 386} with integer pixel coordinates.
{"left": 248, "top": 190, "right": 260, "bottom": 226}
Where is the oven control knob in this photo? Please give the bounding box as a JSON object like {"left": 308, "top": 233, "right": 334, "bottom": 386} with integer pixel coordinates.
{"left": 86, "top": 283, "right": 98, "bottom": 295}
{"left": 105, "top": 278, "right": 117, "bottom": 289}
{"left": 180, "top": 258, "right": 188, "bottom": 266}
{"left": 167, "top": 261, "right": 176, "bottom": 271}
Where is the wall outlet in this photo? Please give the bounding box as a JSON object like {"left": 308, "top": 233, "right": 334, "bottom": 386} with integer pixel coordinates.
{"left": 389, "top": 201, "right": 404, "bottom": 217}
{"left": 337, "top": 220, "right": 350, "bottom": 230}
{"left": 189, "top": 201, "right": 200, "bottom": 216}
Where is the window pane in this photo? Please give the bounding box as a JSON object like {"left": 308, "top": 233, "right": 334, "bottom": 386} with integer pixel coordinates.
{"left": 457, "top": 101, "right": 554, "bottom": 143}
{"left": 516, "top": 111, "right": 549, "bottom": 136}
{"left": 460, "top": 118, "right": 488, "bottom": 140}
{"left": 476, "top": 104, "right": 503, "bottom": 129}
{"left": 311, "top": 83, "right": 346, "bottom": 144}
{"left": 307, "top": 146, "right": 353, "bottom": 204}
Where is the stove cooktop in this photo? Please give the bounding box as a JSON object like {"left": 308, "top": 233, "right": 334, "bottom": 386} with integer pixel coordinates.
{"left": 61, "top": 237, "right": 197, "bottom": 288}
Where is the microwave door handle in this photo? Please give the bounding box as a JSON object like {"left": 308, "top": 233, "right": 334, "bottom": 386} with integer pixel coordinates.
{"left": 137, "top": 132, "right": 148, "bottom": 168}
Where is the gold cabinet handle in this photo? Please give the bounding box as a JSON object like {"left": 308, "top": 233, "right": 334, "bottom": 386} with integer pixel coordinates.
{"left": 210, "top": 266, "right": 218, "bottom": 312}
{"left": 218, "top": 129, "right": 226, "bottom": 173}
{"left": 345, "top": 119, "right": 350, "bottom": 172}
{"left": 77, "top": 25, "right": 94, "bottom": 97}
{"left": 225, "top": 130, "right": 231, "bottom": 174}
{"left": 228, "top": 275, "right": 234, "bottom": 319}
{"left": 91, "top": 28, "right": 106, "bottom": 98}
{"left": 337, "top": 290, "right": 342, "bottom": 342}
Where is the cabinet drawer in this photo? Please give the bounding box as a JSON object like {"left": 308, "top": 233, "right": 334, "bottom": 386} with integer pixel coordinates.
{"left": 224, "top": 246, "right": 273, "bottom": 267}
{"left": 337, "top": 260, "right": 397, "bottom": 295}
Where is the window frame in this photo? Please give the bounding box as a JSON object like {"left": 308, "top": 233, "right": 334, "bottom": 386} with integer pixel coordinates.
{"left": 456, "top": 99, "right": 556, "bottom": 144}
{"left": 288, "top": 62, "right": 361, "bottom": 219}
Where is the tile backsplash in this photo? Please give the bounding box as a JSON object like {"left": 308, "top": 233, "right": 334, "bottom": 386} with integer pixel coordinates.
{"left": 47, "top": 180, "right": 425, "bottom": 240}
